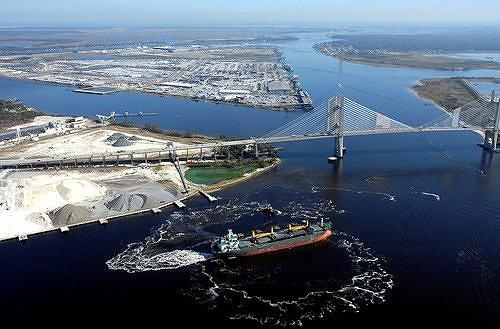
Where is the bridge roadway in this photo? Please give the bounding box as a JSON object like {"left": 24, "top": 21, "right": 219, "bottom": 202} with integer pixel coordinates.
{"left": 0, "top": 126, "right": 473, "bottom": 169}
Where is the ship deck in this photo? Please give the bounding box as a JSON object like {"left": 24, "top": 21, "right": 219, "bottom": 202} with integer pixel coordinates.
{"left": 238, "top": 223, "right": 325, "bottom": 248}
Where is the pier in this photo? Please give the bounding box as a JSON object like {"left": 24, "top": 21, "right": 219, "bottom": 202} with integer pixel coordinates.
{"left": 174, "top": 200, "right": 186, "bottom": 208}
{"left": 199, "top": 190, "right": 217, "bottom": 202}
{"left": 72, "top": 88, "right": 117, "bottom": 95}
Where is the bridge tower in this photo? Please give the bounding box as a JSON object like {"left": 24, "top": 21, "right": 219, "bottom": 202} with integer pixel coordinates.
{"left": 483, "top": 93, "right": 500, "bottom": 151}
{"left": 327, "top": 95, "right": 345, "bottom": 159}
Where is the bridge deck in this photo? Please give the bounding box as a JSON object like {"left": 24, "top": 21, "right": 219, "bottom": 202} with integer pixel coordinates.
{"left": 0, "top": 127, "right": 473, "bottom": 169}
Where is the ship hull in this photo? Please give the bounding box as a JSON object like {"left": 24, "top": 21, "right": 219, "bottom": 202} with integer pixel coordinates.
{"left": 215, "top": 229, "right": 332, "bottom": 257}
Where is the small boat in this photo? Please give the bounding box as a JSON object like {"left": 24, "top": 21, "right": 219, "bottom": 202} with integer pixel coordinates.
{"left": 261, "top": 205, "right": 279, "bottom": 216}
{"left": 212, "top": 219, "right": 333, "bottom": 257}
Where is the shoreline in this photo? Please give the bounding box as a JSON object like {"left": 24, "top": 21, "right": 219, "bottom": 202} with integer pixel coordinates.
{"left": 0, "top": 157, "right": 281, "bottom": 244}
{"left": 409, "top": 77, "right": 483, "bottom": 115}
{"left": 408, "top": 81, "right": 451, "bottom": 116}
{"left": 313, "top": 44, "right": 500, "bottom": 71}
{"left": 204, "top": 157, "right": 281, "bottom": 193}
{"left": 0, "top": 75, "right": 307, "bottom": 113}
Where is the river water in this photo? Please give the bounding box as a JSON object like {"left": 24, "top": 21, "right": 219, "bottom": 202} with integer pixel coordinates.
{"left": 0, "top": 33, "right": 498, "bottom": 327}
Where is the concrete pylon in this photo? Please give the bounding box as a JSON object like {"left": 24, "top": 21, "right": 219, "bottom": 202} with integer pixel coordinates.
{"left": 327, "top": 95, "right": 345, "bottom": 159}
{"left": 484, "top": 99, "right": 500, "bottom": 151}
{"left": 492, "top": 100, "right": 500, "bottom": 151}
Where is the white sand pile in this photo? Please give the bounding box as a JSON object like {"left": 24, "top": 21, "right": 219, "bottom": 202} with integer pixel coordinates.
{"left": 0, "top": 165, "right": 185, "bottom": 241}
{"left": 0, "top": 172, "right": 108, "bottom": 240}
{"left": 0, "top": 210, "right": 52, "bottom": 240}
{"left": 16, "top": 175, "right": 107, "bottom": 212}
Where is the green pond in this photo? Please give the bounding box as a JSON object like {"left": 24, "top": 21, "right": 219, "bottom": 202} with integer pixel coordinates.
{"left": 185, "top": 166, "right": 256, "bottom": 185}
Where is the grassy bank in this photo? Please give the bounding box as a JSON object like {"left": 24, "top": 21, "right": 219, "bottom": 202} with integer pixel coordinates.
{"left": 0, "top": 98, "right": 42, "bottom": 130}
{"left": 186, "top": 166, "right": 257, "bottom": 185}
{"left": 411, "top": 77, "right": 480, "bottom": 112}
{"left": 185, "top": 156, "right": 278, "bottom": 185}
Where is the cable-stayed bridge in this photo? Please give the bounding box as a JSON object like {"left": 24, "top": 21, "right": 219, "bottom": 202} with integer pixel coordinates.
{"left": 262, "top": 93, "right": 500, "bottom": 158}
{"left": 0, "top": 93, "right": 499, "bottom": 169}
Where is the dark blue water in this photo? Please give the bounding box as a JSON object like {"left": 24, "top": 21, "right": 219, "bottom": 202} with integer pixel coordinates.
{"left": 0, "top": 33, "right": 498, "bottom": 327}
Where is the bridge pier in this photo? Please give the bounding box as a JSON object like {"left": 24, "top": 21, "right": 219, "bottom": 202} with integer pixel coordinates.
{"left": 328, "top": 95, "right": 345, "bottom": 160}
{"left": 335, "top": 136, "right": 344, "bottom": 158}
{"left": 483, "top": 98, "right": 500, "bottom": 151}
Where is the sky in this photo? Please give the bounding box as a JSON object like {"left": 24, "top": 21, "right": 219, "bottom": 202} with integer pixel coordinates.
{"left": 0, "top": 0, "right": 499, "bottom": 27}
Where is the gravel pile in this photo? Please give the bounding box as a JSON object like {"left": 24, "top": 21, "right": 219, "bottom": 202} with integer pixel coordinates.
{"left": 50, "top": 204, "right": 91, "bottom": 226}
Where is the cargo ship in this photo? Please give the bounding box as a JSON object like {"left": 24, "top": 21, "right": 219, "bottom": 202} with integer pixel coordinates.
{"left": 212, "top": 219, "right": 332, "bottom": 257}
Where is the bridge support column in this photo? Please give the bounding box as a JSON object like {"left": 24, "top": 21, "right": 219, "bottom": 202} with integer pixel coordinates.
{"left": 328, "top": 95, "right": 345, "bottom": 160}
{"left": 335, "top": 135, "right": 344, "bottom": 158}
{"left": 484, "top": 99, "right": 500, "bottom": 151}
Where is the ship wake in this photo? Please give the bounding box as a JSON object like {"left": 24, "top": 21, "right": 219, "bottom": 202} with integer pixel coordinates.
{"left": 106, "top": 198, "right": 393, "bottom": 325}
{"left": 189, "top": 231, "right": 393, "bottom": 327}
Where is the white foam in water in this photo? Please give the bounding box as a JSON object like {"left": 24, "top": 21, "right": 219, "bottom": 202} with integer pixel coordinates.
{"left": 422, "top": 192, "right": 441, "bottom": 201}
{"left": 334, "top": 187, "right": 397, "bottom": 202}
{"left": 106, "top": 200, "right": 268, "bottom": 273}
{"left": 106, "top": 197, "right": 392, "bottom": 326}
{"left": 309, "top": 185, "right": 396, "bottom": 202}
{"left": 107, "top": 246, "right": 211, "bottom": 273}
{"left": 190, "top": 231, "right": 394, "bottom": 327}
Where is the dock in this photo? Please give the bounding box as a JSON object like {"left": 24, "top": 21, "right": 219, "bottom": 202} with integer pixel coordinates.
{"left": 72, "top": 88, "right": 117, "bottom": 95}
{"left": 98, "top": 218, "right": 108, "bottom": 225}
{"left": 18, "top": 234, "right": 28, "bottom": 242}
{"left": 151, "top": 207, "right": 162, "bottom": 213}
{"left": 174, "top": 200, "right": 186, "bottom": 209}
{"left": 199, "top": 190, "right": 217, "bottom": 202}
{"left": 60, "top": 226, "right": 69, "bottom": 233}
